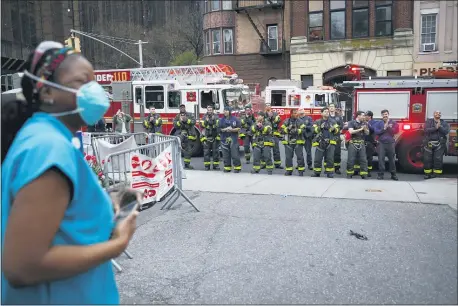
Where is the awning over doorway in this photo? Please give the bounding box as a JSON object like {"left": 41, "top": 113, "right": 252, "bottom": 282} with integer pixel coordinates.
{"left": 1, "top": 56, "right": 26, "bottom": 74}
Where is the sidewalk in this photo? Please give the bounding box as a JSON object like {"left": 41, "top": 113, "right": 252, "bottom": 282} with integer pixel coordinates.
{"left": 182, "top": 170, "right": 458, "bottom": 210}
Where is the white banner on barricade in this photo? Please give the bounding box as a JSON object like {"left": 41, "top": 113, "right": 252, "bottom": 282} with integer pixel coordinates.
{"left": 97, "top": 136, "right": 138, "bottom": 176}
{"left": 130, "top": 145, "right": 175, "bottom": 205}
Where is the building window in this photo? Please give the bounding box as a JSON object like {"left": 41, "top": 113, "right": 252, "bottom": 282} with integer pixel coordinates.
{"left": 330, "top": 0, "right": 346, "bottom": 40}
{"left": 223, "top": 29, "right": 233, "bottom": 54}
{"left": 387, "top": 70, "right": 401, "bottom": 76}
{"left": 309, "top": 13, "right": 323, "bottom": 41}
{"left": 267, "top": 25, "right": 279, "bottom": 51}
{"left": 212, "top": 29, "right": 221, "bottom": 54}
{"left": 352, "top": 0, "right": 369, "bottom": 38}
{"left": 211, "top": 0, "right": 220, "bottom": 11}
{"left": 222, "top": 0, "right": 232, "bottom": 10}
{"left": 301, "top": 75, "right": 313, "bottom": 89}
{"left": 375, "top": 0, "right": 392, "bottom": 36}
{"left": 420, "top": 14, "right": 437, "bottom": 52}
{"left": 205, "top": 31, "right": 211, "bottom": 55}
{"left": 308, "top": 1, "right": 323, "bottom": 41}
{"left": 309, "top": 0, "right": 323, "bottom": 12}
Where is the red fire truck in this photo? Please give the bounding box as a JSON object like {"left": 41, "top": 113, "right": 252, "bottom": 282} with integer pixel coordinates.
{"left": 341, "top": 76, "right": 458, "bottom": 173}
{"left": 263, "top": 79, "right": 344, "bottom": 122}
{"left": 94, "top": 64, "right": 256, "bottom": 156}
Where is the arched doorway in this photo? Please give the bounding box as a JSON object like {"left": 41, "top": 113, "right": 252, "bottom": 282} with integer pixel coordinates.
{"left": 322, "top": 65, "right": 376, "bottom": 121}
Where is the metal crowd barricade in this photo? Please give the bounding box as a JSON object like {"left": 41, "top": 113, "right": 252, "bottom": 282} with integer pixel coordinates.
{"left": 83, "top": 132, "right": 149, "bottom": 163}
{"left": 102, "top": 135, "right": 198, "bottom": 272}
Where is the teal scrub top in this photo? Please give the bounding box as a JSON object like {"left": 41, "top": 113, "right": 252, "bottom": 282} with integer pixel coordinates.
{"left": 1, "top": 112, "right": 119, "bottom": 304}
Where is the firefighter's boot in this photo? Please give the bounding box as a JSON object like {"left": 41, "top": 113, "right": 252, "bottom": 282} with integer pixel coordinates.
{"left": 284, "top": 171, "right": 292, "bottom": 176}
{"left": 367, "top": 171, "right": 372, "bottom": 177}
{"left": 361, "top": 175, "right": 367, "bottom": 179}
{"left": 347, "top": 174, "right": 353, "bottom": 179}
{"left": 275, "top": 164, "right": 283, "bottom": 169}
{"left": 424, "top": 174, "right": 432, "bottom": 179}
{"left": 335, "top": 168, "right": 342, "bottom": 175}
{"left": 377, "top": 173, "right": 384, "bottom": 180}
{"left": 267, "top": 170, "right": 273, "bottom": 175}
{"left": 185, "top": 164, "right": 194, "bottom": 170}
{"left": 205, "top": 166, "right": 210, "bottom": 171}
{"left": 327, "top": 173, "right": 334, "bottom": 178}
{"left": 213, "top": 165, "right": 220, "bottom": 170}
{"left": 390, "top": 173, "right": 399, "bottom": 181}
{"left": 298, "top": 171, "right": 304, "bottom": 177}
{"left": 251, "top": 169, "right": 259, "bottom": 174}
{"left": 311, "top": 173, "right": 320, "bottom": 177}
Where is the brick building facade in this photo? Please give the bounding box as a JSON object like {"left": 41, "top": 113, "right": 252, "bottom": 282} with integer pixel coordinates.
{"left": 290, "top": 0, "right": 414, "bottom": 88}
{"left": 201, "top": 0, "right": 291, "bottom": 88}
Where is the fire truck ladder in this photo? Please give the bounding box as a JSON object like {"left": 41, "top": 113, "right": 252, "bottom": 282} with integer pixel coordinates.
{"left": 343, "top": 78, "right": 458, "bottom": 89}
{"left": 128, "top": 64, "right": 234, "bottom": 84}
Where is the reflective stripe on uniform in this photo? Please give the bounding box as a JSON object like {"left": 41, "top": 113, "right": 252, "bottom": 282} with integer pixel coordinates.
{"left": 285, "top": 167, "right": 294, "bottom": 171}
{"left": 346, "top": 170, "right": 355, "bottom": 174}
{"left": 224, "top": 166, "right": 232, "bottom": 170}
{"left": 297, "top": 167, "right": 305, "bottom": 171}
{"left": 204, "top": 162, "right": 211, "bottom": 165}
{"left": 325, "top": 167, "right": 334, "bottom": 172}
{"left": 266, "top": 165, "right": 274, "bottom": 169}
{"left": 184, "top": 158, "right": 191, "bottom": 163}
{"left": 360, "top": 171, "right": 368, "bottom": 175}
{"left": 433, "top": 169, "right": 443, "bottom": 174}
{"left": 313, "top": 167, "right": 322, "bottom": 172}
{"left": 424, "top": 169, "right": 432, "bottom": 174}
{"left": 233, "top": 166, "right": 242, "bottom": 170}
{"left": 213, "top": 161, "right": 220, "bottom": 165}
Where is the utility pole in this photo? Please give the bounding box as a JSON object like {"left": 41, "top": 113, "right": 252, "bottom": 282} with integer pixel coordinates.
{"left": 136, "top": 40, "right": 148, "bottom": 68}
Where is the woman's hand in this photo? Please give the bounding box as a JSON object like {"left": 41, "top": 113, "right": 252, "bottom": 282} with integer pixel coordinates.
{"left": 111, "top": 209, "right": 139, "bottom": 252}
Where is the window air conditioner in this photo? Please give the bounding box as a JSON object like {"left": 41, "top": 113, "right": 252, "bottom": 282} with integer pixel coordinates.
{"left": 422, "top": 43, "right": 436, "bottom": 52}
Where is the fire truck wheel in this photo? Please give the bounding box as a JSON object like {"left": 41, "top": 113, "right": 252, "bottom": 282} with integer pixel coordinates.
{"left": 397, "top": 136, "right": 424, "bottom": 174}
{"left": 190, "top": 139, "right": 203, "bottom": 157}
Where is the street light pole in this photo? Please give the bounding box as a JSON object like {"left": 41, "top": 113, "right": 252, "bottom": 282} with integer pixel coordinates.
{"left": 70, "top": 29, "right": 148, "bottom": 68}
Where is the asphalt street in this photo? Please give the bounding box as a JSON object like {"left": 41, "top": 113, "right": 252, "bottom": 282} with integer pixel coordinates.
{"left": 115, "top": 192, "right": 457, "bottom": 304}
{"left": 188, "top": 144, "right": 458, "bottom": 181}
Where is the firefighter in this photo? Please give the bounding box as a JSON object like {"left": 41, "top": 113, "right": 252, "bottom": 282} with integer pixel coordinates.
{"left": 329, "top": 103, "right": 344, "bottom": 174}
{"left": 174, "top": 104, "right": 194, "bottom": 121}
{"left": 281, "top": 109, "right": 306, "bottom": 176}
{"left": 312, "top": 107, "right": 340, "bottom": 178}
{"left": 173, "top": 111, "right": 196, "bottom": 169}
{"left": 346, "top": 111, "right": 369, "bottom": 179}
{"left": 251, "top": 111, "right": 274, "bottom": 175}
{"left": 265, "top": 103, "right": 283, "bottom": 169}
{"left": 240, "top": 106, "right": 255, "bottom": 163}
{"left": 200, "top": 105, "right": 220, "bottom": 171}
{"left": 373, "top": 109, "right": 399, "bottom": 180}
{"left": 364, "top": 111, "right": 377, "bottom": 177}
{"left": 423, "top": 110, "right": 450, "bottom": 179}
{"left": 298, "top": 108, "right": 314, "bottom": 170}
{"left": 143, "top": 107, "right": 163, "bottom": 134}
{"left": 218, "top": 107, "right": 242, "bottom": 173}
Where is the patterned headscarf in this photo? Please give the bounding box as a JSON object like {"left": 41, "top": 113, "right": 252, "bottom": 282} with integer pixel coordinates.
{"left": 30, "top": 41, "right": 78, "bottom": 90}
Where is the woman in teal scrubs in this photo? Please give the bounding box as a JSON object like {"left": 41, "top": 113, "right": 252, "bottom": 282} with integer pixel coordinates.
{"left": 1, "top": 41, "right": 139, "bottom": 304}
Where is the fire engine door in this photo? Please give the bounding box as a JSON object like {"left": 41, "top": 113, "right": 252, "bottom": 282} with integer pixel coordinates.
{"left": 133, "top": 85, "right": 144, "bottom": 118}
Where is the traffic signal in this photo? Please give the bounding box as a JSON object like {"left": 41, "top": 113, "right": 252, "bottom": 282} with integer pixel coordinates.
{"left": 64, "top": 36, "right": 81, "bottom": 52}
{"left": 64, "top": 37, "right": 73, "bottom": 48}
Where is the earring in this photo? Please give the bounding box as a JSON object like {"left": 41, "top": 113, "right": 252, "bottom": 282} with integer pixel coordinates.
{"left": 43, "top": 99, "right": 54, "bottom": 105}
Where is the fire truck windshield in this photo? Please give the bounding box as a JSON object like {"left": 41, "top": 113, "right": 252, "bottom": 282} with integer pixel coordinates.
{"left": 222, "top": 88, "right": 250, "bottom": 109}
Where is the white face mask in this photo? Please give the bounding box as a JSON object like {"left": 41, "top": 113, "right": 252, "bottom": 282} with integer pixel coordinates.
{"left": 24, "top": 70, "right": 110, "bottom": 125}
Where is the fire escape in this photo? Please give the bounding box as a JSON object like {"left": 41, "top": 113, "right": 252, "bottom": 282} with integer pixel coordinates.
{"left": 234, "top": 0, "right": 284, "bottom": 56}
